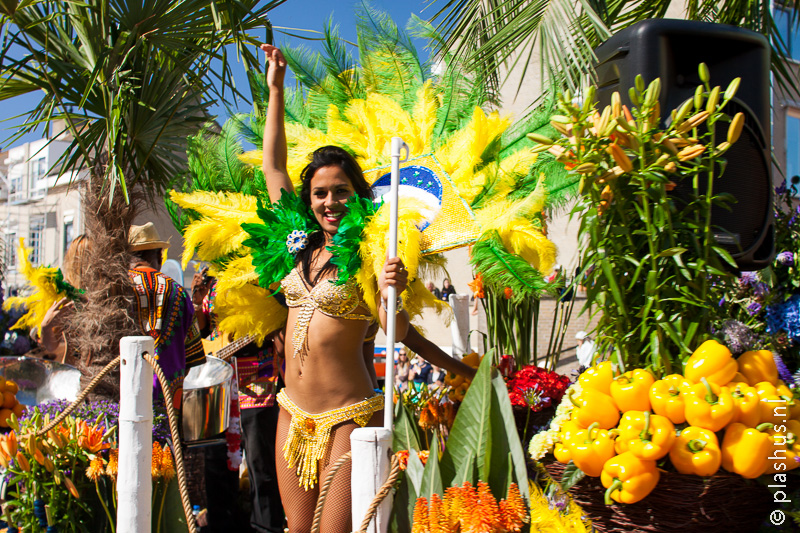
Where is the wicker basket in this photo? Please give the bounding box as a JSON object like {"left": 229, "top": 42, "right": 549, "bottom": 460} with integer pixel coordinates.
{"left": 545, "top": 460, "right": 772, "bottom": 532}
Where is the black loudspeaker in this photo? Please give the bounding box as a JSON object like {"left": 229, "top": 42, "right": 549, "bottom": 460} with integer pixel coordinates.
{"left": 594, "top": 19, "right": 774, "bottom": 271}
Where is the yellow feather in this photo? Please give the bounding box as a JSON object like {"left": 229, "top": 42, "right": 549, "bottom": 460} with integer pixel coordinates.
{"left": 412, "top": 80, "right": 439, "bottom": 154}
{"left": 239, "top": 150, "right": 263, "bottom": 167}
{"left": 170, "top": 191, "right": 260, "bottom": 268}
{"left": 286, "top": 123, "right": 335, "bottom": 186}
{"left": 2, "top": 239, "right": 65, "bottom": 335}
{"left": 215, "top": 256, "right": 259, "bottom": 293}
{"left": 343, "top": 99, "right": 385, "bottom": 170}
{"left": 327, "top": 105, "right": 369, "bottom": 161}
{"left": 214, "top": 283, "right": 287, "bottom": 343}
{"left": 368, "top": 93, "right": 420, "bottom": 158}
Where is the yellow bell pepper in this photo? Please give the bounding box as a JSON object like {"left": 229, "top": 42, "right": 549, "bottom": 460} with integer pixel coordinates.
{"left": 554, "top": 442, "right": 572, "bottom": 464}
{"left": 615, "top": 411, "right": 676, "bottom": 460}
{"left": 578, "top": 361, "right": 617, "bottom": 395}
{"left": 601, "top": 452, "right": 660, "bottom": 504}
{"left": 755, "top": 381, "right": 797, "bottom": 424}
{"left": 669, "top": 426, "right": 721, "bottom": 477}
{"left": 765, "top": 420, "right": 800, "bottom": 474}
{"left": 728, "top": 372, "right": 750, "bottom": 386}
{"left": 684, "top": 340, "right": 737, "bottom": 386}
{"left": 721, "top": 422, "right": 773, "bottom": 478}
{"left": 610, "top": 369, "right": 655, "bottom": 412}
{"left": 649, "top": 374, "right": 691, "bottom": 424}
{"left": 567, "top": 423, "right": 618, "bottom": 477}
{"left": 683, "top": 378, "right": 734, "bottom": 432}
{"left": 725, "top": 382, "right": 761, "bottom": 427}
{"left": 737, "top": 350, "right": 778, "bottom": 385}
{"left": 569, "top": 389, "right": 620, "bottom": 430}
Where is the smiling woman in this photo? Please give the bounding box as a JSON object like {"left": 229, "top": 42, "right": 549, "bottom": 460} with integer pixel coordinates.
{"left": 257, "top": 44, "right": 410, "bottom": 533}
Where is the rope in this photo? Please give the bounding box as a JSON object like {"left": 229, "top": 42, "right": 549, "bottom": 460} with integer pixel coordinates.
{"left": 142, "top": 351, "right": 197, "bottom": 533}
{"left": 310, "top": 451, "right": 352, "bottom": 533}
{"left": 309, "top": 451, "right": 403, "bottom": 533}
{"left": 35, "top": 356, "right": 121, "bottom": 436}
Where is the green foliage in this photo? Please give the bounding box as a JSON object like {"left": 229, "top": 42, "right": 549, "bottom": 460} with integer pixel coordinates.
{"left": 531, "top": 67, "right": 743, "bottom": 372}
{"left": 470, "top": 234, "right": 551, "bottom": 301}
{"left": 0, "top": 0, "right": 282, "bottom": 204}
{"left": 241, "top": 193, "right": 319, "bottom": 289}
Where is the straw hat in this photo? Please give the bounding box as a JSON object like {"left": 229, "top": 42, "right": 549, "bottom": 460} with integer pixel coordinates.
{"left": 129, "top": 222, "right": 170, "bottom": 251}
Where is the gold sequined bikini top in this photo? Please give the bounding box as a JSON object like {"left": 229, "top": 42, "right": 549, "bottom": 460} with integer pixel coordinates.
{"left": 281, "top": 267, "right": 373, "bottom": 364}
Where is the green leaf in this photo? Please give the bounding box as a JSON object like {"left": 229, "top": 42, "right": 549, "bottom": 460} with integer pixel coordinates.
{"left": 393, "top": 399, "right": 422, "bottom": 453}
{"left": 440, "top": 353, "right": 493, "bottom": 487}
{"left": 390, "top": 472, "right": 416, "bottom": 533}
{"left": 559, "top": 461, "right": 586, "bottom": 491}
{"left": 419, "top": 431, "right": 443, "bottom": 499}
{"left": 405, "top": 449, "right": 424, "bottom": 496}
{"left": 657, "top": 247, "right": 687, "bottom": 257}
{"left": 488, "top": 371, "right": 530, "bottom": 501}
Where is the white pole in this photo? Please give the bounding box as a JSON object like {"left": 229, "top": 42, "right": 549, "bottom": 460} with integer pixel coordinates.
{"left": 117, "top": 336, "right": 155, "bottom": 533}
{"left": 383, "top": 136, "right": 408, "bottom": 430}
{"left": 350, "top": 428, "right": 392, "bottom": 533}
{"left": 449, "top": 294, "right": 470, "bottom": 358}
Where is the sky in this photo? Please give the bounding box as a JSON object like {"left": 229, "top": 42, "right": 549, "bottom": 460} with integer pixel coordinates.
{"left": 0, "top": 0, "right": 439, "bottom": 151}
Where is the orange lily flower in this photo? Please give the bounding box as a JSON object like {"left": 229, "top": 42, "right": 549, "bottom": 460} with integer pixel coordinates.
{"left": 77, "top": 420, "right": 111, "bottom": 454}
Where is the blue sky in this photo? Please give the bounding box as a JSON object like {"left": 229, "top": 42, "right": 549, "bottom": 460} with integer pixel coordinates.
{"left": 0, "top": 0, "right": 437, "bottom": 150}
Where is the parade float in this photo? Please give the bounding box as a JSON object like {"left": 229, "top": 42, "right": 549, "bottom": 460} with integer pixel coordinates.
{"left": 0, "top": 3, "right": 799, "bottom": 532}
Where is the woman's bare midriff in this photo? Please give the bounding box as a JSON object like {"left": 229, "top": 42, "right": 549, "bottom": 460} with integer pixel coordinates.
{"left": 283, "top": 308, "right": 375, "bottom": 413}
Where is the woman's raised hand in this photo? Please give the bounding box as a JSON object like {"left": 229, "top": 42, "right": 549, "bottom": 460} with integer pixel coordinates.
{"left": 378, "top": 257, "right": 409, "bottom": 303}
{"left": 260, "top": 44, "right": 287, "bottom": 89}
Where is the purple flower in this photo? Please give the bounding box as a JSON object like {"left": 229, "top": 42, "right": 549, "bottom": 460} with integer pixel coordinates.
{"left": 774, "top": 353, "right": 794, "bottom": 386}
{"left": 753, "top": 282, "right": 770, "bottom": 299}
{"left": 747, "top": 302, "right": 762, "bottom": 315}
{"left": 719, "top": 320, "right": 758, "bottom": 354}
{"left": 718, "top": 296, "right": 726, "bottom": 307}
{"left": 776, "top": 180, "right": 788, "bottom": 195}
{"left": 739, "top": 271, "right": 758, "bottom": 286}
{"left": 777, "top": 251, "right": 794, "bottom": 266}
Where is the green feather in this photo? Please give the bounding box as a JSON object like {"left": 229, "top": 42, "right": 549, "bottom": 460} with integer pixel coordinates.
{"left": 327, "top": 196, "right": 379, "bottom": 285}
{"left": 53, "top": 269, "right": 84, "bottom": 301}
{"left": 470, "top": 234, "right": 551, "bottom": 302}
{"left": 241, "top": 192, "right": 320, "bottom": 289}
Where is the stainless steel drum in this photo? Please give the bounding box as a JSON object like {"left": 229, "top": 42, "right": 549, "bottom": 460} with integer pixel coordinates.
{"left": 181, "top": 356, "right": 233, "bottom": 442}
{"left": 0, "top": 356, "right": 81, "bottom": 406}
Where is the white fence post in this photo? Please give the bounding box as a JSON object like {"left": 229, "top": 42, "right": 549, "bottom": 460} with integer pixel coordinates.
{"left": 351, "top": 428, "right": 392, "bottom": 533}
{"left": 450, "top": 294, "right": 470, "bottom": 358}
{"left": 117, "top": 336, "right": 154, "bottom": 533}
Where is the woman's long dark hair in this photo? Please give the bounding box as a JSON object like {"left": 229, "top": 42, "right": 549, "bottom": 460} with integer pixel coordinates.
{"left": 296, "top": 146, "right": 372, "bottom": 285}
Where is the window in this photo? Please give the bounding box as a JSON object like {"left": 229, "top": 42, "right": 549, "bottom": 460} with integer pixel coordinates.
{"left": 30, "top": 157, "right": 47, "bottom": 190}
{"left": 63, "top": 219, "right": 74, "bottom": 255}
{"left": 775, "top": 6, "right": 800, "bottom": 62}
{"left": 29, "top": 215, "right": 45, "bottom": 265}
{"left": 786, "top": 109, "right": 800, "bottom": 195}
{"left": 5, "top": 232, "right": 16, "bottom": 270}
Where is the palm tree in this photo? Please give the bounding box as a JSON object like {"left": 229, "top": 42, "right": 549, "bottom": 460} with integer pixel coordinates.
{"left": 429, "top": 0, "right": 800, "bottom": 99}
{"left": 0, "top": 0, "right": 285, "bottom": 204}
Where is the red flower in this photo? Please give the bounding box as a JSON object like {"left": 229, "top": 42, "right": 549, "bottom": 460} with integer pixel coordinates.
{"left": 506, "top": 365, "right": 570, "bottom": 412}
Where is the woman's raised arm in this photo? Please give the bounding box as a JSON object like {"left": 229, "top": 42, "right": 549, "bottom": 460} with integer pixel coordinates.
{"left": 260, "top": 44, "right": 294, "bottom": 201}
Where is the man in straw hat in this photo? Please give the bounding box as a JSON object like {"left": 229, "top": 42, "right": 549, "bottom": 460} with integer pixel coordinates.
{"left": 128, "top": 222, "right": 204, "bottom": 402}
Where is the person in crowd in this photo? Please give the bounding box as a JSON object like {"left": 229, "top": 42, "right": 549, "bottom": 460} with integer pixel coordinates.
{"left": 191, "top": 271, "right": 285, "bottom": 533}
{"left": 575, "top": 330, "right": 596, "bottom": 368}
{"left": 127, "top": 222, "right": 205, "bottom": 401}
{"left": 426, "top": 281, "right": 441, "bottom": 300}
{"left": 440, "top": 278, "right": 456, "bottom": 301}
{"left": 395, "top": 349, "right": 411, "bottom": 391}
{"left": 428, "top": 364, "right": 446, "bottom": 389}
{"left": 410, "top": 357, "right": 432, "bottom": 391}
{"left": 260, "top": 43, "right": 410, "bottom": 532}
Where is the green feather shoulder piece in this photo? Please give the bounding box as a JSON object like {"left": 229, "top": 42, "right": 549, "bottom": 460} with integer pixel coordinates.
{"left": 327, "top": 196, "right": 379, "bottom": 285}
{"left": 241, "top": 191, "right": 319, "bottom": 288}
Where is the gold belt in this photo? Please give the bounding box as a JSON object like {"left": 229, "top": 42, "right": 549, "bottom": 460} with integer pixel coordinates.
{"left": 276, "top": 390, "right": 384, "bottom": 490}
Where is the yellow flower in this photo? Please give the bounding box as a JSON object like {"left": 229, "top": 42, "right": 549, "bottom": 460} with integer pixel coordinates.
{"left": 161, "top": 444, "right": 176, "bottom": 482}
{"left": 86, "top": 457, "right": 105, "bottom": 482}
{"left": 106, "top": 449, "right": 119, "bottom": 479}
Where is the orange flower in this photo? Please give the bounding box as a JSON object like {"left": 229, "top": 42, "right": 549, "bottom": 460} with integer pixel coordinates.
{"left": 161, "top": 444, "right": 176, "bottom": 482}
{"left": 15, "top": 451, "right": 30, "bottom": 472}
{"left": 396, "top": 450, "right": 409, "bottom": 470}
{"left": 77, "top": 421, "right": 111, "bottom": 454}
{"left": 504, "top": 287, "right": 513, "bottom": 299}
{"left": 466, "top": 481, "right": 501, "bottom": 533}
{"left": 443, "top": 486, "right": 462, "bottom": 531}
{"left": 457, "top": 482, "right": 478, "bottom": 527}
{"left": 428, "top": 493, "right": 447, "bottom": 533}
{"left": 106, "top": 449, "right": 119, "bottom": 479}
{"left": 442, "top": 401, "right": 456, "bottom": 429}
{"left": 411, "top": 498, "right": 429, "bottom": 533}
{"left": 467, "top": 274, "right": 485, "bottom": 299}
{"left": 417, "top": 450, "right": 430, "bottom": 466}
{"left": 86, "top": 457, "right": 105, "bottom": 482}
{"left": 152, "top": 441, "right": 163, "bottom": 478}
{"left": 0, "top": 431, "right": 17, "bottom": 468}
{"left": 499, "top": 483, "right": 528, "bottom": 532}
{"left": 418, "top": 401, "right": 438, "bottom": 431}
